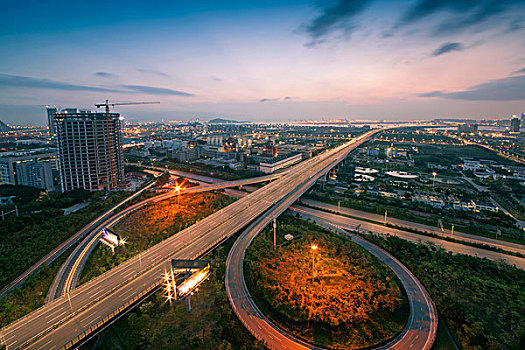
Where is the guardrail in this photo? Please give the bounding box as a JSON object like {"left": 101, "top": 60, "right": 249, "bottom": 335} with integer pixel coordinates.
{"left": 61, "top": 281, "right": 161, "bottom": 349}
{"left": 5, "top": 132, "right": 377, "bottom": 349}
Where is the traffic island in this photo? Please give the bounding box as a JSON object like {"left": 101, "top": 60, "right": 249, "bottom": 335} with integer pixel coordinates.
{"left": 244, "top": 215, "right": 409, "bottom": 349}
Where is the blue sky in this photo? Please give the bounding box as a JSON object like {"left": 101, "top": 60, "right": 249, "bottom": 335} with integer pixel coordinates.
{"left": 1, "top": 0, "right": 525, "bottom": 125}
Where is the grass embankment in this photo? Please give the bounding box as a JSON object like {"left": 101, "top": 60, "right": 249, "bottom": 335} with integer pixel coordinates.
{"left": 0, "top": 246, "right": 74, "bottom": 328}
{"left": 245, "top": 215, "right": 408, "bottom": 349}
{"left": 81, "top": 237, "right": 262, "bottom": 349}
{"left": 79, "top": 192, "right": 235, "bottom": 284}
{"left": 0, "top": 188, "right": 162, "bottom": 328}
{"left": 0, "top": 192, "right": 131, "bottom": 289}
{"left": 363, "top": 233, "right": 525, "bottom": 350}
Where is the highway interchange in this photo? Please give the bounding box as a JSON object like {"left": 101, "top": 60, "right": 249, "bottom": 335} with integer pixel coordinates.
{"left": 224, "top": 131, "right": 438, "bottom": 350}
{"left": 0, "top": 179, "right": 158, "bottom": 300}
{"left": 46, "top": 172, "right": 285, "bottom": 303}
{"left": 0, "top": 130, "right": 377, "bottom": 349}
{"left": 2, "top": 127, "right": 523, "bottom": 349}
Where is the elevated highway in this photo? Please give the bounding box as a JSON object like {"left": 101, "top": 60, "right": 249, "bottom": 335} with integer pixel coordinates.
{"left": 299, "top": 199, "right": 525, "bottom": 256}
{"left": 47, "top": 173, "right": 286, "bottom": 303}
{"left": 0, "top": 130, "right": 377, "bottom": 349}
{"left": 224, "top": 142, "right": 438, "bottom": 350}
{"left": 0, "top": 179, "right": 158, "bottom": 300}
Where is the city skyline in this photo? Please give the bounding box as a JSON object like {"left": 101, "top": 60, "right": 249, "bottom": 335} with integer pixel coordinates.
{"left": 1, "top": 0, "right": 525, "bottom": 125}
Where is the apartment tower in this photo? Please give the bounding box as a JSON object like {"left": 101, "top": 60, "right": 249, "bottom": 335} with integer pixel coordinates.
{"left": 54, "top": 110, "right": 124, "bottom": 192}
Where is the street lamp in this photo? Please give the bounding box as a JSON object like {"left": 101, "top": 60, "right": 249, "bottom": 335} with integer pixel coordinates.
{"left": 311, "top": 244, "right": 318, "bottom": 284}
{"left": 66, "top": 292, "right": 73, "bottom": 314}
{"left": 136, "top": 250, "right": 142, "bottom": 270}
{"left": 432, "top": 172, "right": 437, "bottom": 188}
{"left": 174, "top": 184, "right": 182, "bottom": 206}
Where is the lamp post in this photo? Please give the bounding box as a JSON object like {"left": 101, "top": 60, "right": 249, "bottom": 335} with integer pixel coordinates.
{"left": 135, "top": 250, "right": 142, "bottom": 270}
{"left": 174, "top": 185, "right": 182, "bottom": 206}
{"left": 66, "top": 292, "right": 73, "bottom": 314}
{"left": 311, "top": 244, "right": 317, "bottom": 284}
{"left": 432, "top": 172, "right": 437, "bottom": 188}
{"left": 273, "top": 218, "right": 277, "bottom": 250}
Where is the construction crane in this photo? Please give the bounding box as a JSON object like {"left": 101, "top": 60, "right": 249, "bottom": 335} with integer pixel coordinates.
{"left": 94, "top": 100, "right": 160, "bottom": 189}
{"left": 94, "top": 100, "right": 160, "bottom": 115}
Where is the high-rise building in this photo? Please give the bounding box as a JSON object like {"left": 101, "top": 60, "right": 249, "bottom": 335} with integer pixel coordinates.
{"left": 55, "top": 110, "right": 124, "bottom": 192}
{"left": 15, "top": 160, "right": 54, "bottom": 191}
{"left": 510, "top": 117, "right": 521, "bottom": 132}
{"left": 46, "top": 106, "right": 58, "bottom": 136}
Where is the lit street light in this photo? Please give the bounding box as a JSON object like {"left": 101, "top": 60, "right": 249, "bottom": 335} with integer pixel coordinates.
{"left": 174, "top": 184, "right": 183, "bottom": 206}
{"left": 432, "top": 172, "right": 437, "bottom": 188}
{"left": 273, "top": 217, "right": 277, "bottom": 250}
{"left": 311, "top": 244, "right": 317, "bottom": 284}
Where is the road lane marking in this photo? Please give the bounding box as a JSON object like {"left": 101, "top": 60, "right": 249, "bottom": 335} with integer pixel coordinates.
{"left": 36, "top": 338, "right": 54, "bottom": 350}
{"left": 46, "top": 310, "right": 67, "bottom": 324}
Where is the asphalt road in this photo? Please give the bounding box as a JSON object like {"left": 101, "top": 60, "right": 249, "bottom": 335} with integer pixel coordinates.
{"left": 0, "top": 130, "right": 376, "bottom": 349}
{"left": 0, "top": 179, "right": 157, "bottom": 300}
{"left": 218, "top": 189, "right": 525, "bottom": 267}
{"left": 299, "top": 199, "right": 525, "bottom": 256}
{"left": 47, "top": 174, "right": 287, "bottom": 303}
{"left": 130, "top": 163, "right": 287, "bottom": 185}
{"left": 224, "top": 137, "right": 438, "bottom": 350}
{"left": 291, "top": 205, "right": 525, "bottom": 270}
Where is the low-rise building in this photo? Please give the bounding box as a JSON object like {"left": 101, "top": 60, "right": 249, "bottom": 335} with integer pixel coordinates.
{"left": 0, "top": 196, "right": 15, "bottom": 206}
{"left": 259, "top": 152, "right": 302, "bottom": 174}
{"left": 168, "top": 146, "right": 201, "bottom": 162}
{"left": 474, "top": 201, "right": 499, "bottom": 213}
{"left": 463, "top": 160, "right": 484, "bottom": 171}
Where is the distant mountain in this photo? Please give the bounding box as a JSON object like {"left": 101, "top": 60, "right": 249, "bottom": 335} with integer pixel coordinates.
{"left": 0, "top": 120, "right": 11, "bottom": 132}
{"left": 208, "top": 118, "right": 250, "bottom": 124}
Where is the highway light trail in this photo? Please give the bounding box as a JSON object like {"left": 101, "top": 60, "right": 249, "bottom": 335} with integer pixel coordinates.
{"left": 0, "top": 129, "right": 379, "bottom": 349}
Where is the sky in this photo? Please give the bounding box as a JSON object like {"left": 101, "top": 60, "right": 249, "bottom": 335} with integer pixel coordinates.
{"left": 1, "top": 0, "right": 525, "bottom": 125}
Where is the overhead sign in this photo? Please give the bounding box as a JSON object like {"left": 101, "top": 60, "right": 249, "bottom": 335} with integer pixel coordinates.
{"left": 177, "top": 265, "right": 210, "bottom": 298}
{"left": 100, "top": 228, "right": 124, "bottom": 253}
{"left": 164, "top": 259, "right": 210, "bottom": 301}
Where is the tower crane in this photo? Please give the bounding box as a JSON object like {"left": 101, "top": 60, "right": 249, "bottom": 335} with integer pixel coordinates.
{"left": 94, "top": 100, "right": 160, "bottom": 115}
{"left": 94, "top": 100, "right": 160, "bottom": 189}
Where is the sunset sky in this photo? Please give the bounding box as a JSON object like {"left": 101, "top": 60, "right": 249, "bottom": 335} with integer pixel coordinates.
{"left": 1, "top": 0, "right": 524, "bottom": 125}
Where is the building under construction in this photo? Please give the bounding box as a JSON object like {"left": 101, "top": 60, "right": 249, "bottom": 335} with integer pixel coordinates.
{"left": 54, "top": 109, "right": 124, "bottom": 192}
